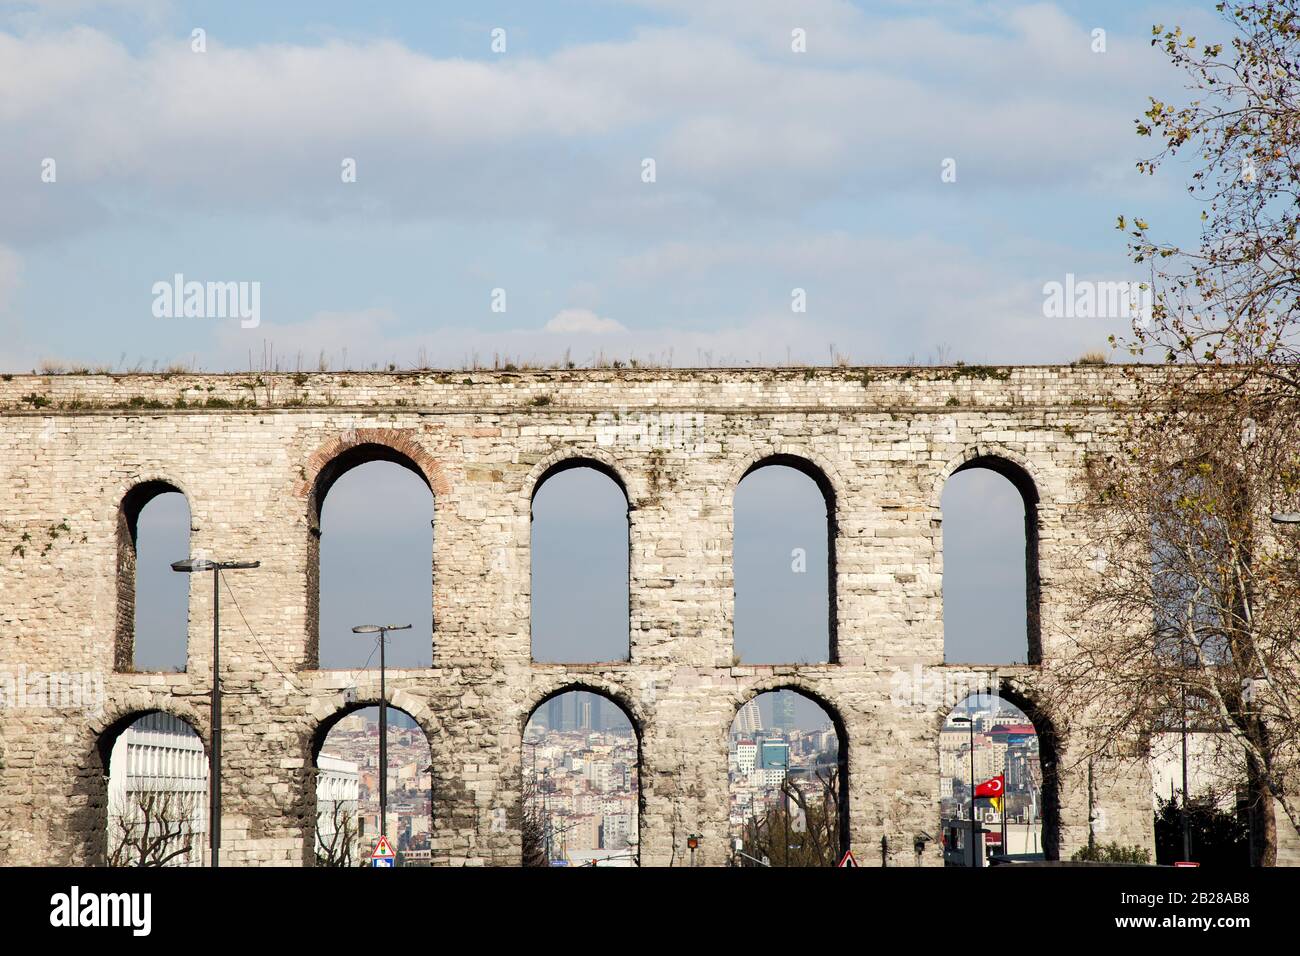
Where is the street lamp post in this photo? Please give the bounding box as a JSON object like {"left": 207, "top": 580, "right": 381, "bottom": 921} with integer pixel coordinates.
{"left": 952, "top": 716, "right": 979, "bottom": 868}
{"left": 542, "top": 767, "right": 552, "bottom": 862}
{"left": 352, "top": 624, "right": 410, "bottom": 850}
{"left": 170, "top": 557, "right": 260, "bottom": 868}
{"left": 1181, "top": 661, "right": 1193, "bottom": 863}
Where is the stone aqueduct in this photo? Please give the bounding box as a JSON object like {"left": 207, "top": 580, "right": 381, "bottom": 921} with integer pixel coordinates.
{"left": 0, "top": 365, "right": 1162, "bottom": 866}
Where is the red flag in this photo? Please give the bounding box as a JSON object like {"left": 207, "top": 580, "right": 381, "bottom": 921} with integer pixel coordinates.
{"left": 974, "top": 775, "right": 1004, "bottom": 798}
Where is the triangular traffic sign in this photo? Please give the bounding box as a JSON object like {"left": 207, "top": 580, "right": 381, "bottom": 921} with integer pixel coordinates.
{"left": 837, "top": 849, "right": 857, "bottom": 868}
{"left": 371, "top": 835, "right": 396, "bottom": 860}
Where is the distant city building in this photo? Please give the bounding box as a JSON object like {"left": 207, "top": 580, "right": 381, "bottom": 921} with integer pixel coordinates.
{"left": 602, "top": 811, "right": 634, "bottom": 849}
{"left": 736, "top": 740, "right": 757, "bottom": 775}
{"left": 758, "top": 739, "right": 789, "bottom": 770}
{"left": 316, "top": 753, "right": 360, "bottom": 860}
{"left": 523, "top": 704, "right": 639, "bottom": 864}
{"left": 939, "top": 704, "right": 1043, "bottom": 839}
{"left": 772, "top": 694, "right": 796, "bottom": 733}
{"left": 107, "top": 712, "right": 207, "bottom": 867}
{"left": 735, "top": 699, "right": 762, "bottom": 735}
{"left": 728, "top": 720, "right": 840, "bottom": 842}
{"left": 314, "top": 708, "right": 432, "bottom": 861}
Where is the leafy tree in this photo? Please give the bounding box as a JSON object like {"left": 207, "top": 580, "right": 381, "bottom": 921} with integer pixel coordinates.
{"left": 1154, "top": 794, "right": 1251, "bottom": 866}
{"left": 1122, "top": 1, "right": 1300, "bottom": 375}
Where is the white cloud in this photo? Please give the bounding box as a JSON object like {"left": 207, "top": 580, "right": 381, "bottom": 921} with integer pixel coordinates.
{"left": 0, "top": 4, "right": 1194, "bottom": 368}
{"left": 544, "top": 308, "right": 625, "bottom": 335}
{"left": 0, "top": 6, "right": 1182, "bottom": 239}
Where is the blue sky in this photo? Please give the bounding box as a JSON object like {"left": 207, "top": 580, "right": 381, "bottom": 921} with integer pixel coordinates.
{"left": 0, "top": 0, "right": 1217, "bottom": 370}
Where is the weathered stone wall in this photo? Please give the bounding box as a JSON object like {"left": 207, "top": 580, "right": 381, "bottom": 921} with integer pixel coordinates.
{"left": 0, "top": 366, "right": 1159, "bottom": 865}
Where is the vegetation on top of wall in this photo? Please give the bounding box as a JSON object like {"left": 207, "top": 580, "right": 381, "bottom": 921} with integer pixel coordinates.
{"left": 943, "top": 363, "right": 1012, "bottom": 382}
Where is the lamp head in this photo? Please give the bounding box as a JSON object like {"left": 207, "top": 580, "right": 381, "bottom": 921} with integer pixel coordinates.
{"left": 171, "top": 558, "right": 215, "bottom": 572}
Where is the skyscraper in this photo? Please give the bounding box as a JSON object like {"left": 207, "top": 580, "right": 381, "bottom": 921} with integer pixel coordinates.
{"left": 772, "top": 693, "right": 796, "bottom": 733}
{"left": 547, "top": 697, "right": 564, "bottom": 732}
{"left": 590, "top": 696, "right": 603, "bottom": 731}
{"left": 735, "top": 699, "right": 762, "bottom": 735}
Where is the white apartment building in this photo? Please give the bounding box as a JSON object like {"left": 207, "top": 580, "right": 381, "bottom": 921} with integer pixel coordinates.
{"left": 602, "top": 811, "right": 636, "bottom": 849}
{"left": 107, "top": 714, "right": 363, "bottom": 867}
{"left": 587, "top": 760, "right": 616, "bottom": 791}
{"left": 316, "top": 752, "right": 361, "bottom": 859}
{"left": 736, "top": 741, "right": 757, "bottom": 775}
{"left": 107, "top": 712, "right": 208, "bottom": 867}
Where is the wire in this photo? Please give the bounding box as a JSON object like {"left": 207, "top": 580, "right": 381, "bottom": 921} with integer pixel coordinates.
{"left": 220, "top": 573, "right": 309, "bottom": 696}
{"left": 342, "top": 637, "right": 381, "bottom": 694}
{"left": 221, "top": 573, "right": 383, "bottom": 701}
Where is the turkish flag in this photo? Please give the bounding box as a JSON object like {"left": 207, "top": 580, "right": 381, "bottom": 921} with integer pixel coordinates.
{"left": 974, "top": 775, "right": 1004, "bottom": 798}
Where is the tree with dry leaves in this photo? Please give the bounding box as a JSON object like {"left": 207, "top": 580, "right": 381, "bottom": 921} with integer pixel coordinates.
{"left": 517, "top": 772, "right": 549, "bottom": 867}
{"left": 735, "top": 767, "right": 842, "bottom": 867}
{"left": 108, "top": 788, "right": 201, "bottom": 867}
{"left": 1120, "top": 1, "right": 1300, "bottom": 376}
{"left": 315, "top": 797, "right": 360, "bottom": 867}
{"left": 1061, "top": 392, "right": 1300, "bottom": 863}
{"left": 1056, "top": 1, "right": 1300, "bottom": 865}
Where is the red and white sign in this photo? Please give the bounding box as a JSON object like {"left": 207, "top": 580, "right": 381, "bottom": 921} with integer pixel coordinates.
{"left": 837, "top": 850, "right": 857, "bottom": 868}
{"left": 1173, "top": 861, "right": 1200, "bottom": 868}
{"left": 370, "top": 835, "right": 396, "bottom": 860}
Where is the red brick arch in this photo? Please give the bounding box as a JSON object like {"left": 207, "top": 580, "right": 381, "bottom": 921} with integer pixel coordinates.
{"left": 295, "top": 428, "right": 451, "bottom": 508}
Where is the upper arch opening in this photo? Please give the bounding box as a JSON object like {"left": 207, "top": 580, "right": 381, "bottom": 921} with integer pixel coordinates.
{"left": 734, "top": 457, "right": 837, "bottom": 664}
{"left": 310, "top": 444, "right": 435, "bottom": 669}
{"left": 942, "top": 455, "right": 1041, "bottom": 665}
{"left": 530, "top": 461, "right": 630, "bottom": 663}
{"left": 310, "top": 442, "right": 432, "bottom": 532}
{"left": 115, "top": 481, "right": 190, "bottom": 673}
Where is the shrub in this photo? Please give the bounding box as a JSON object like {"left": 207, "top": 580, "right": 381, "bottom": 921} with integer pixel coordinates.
{"left": 1071, "top": 841, "right": 1151, "bottom": 864}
